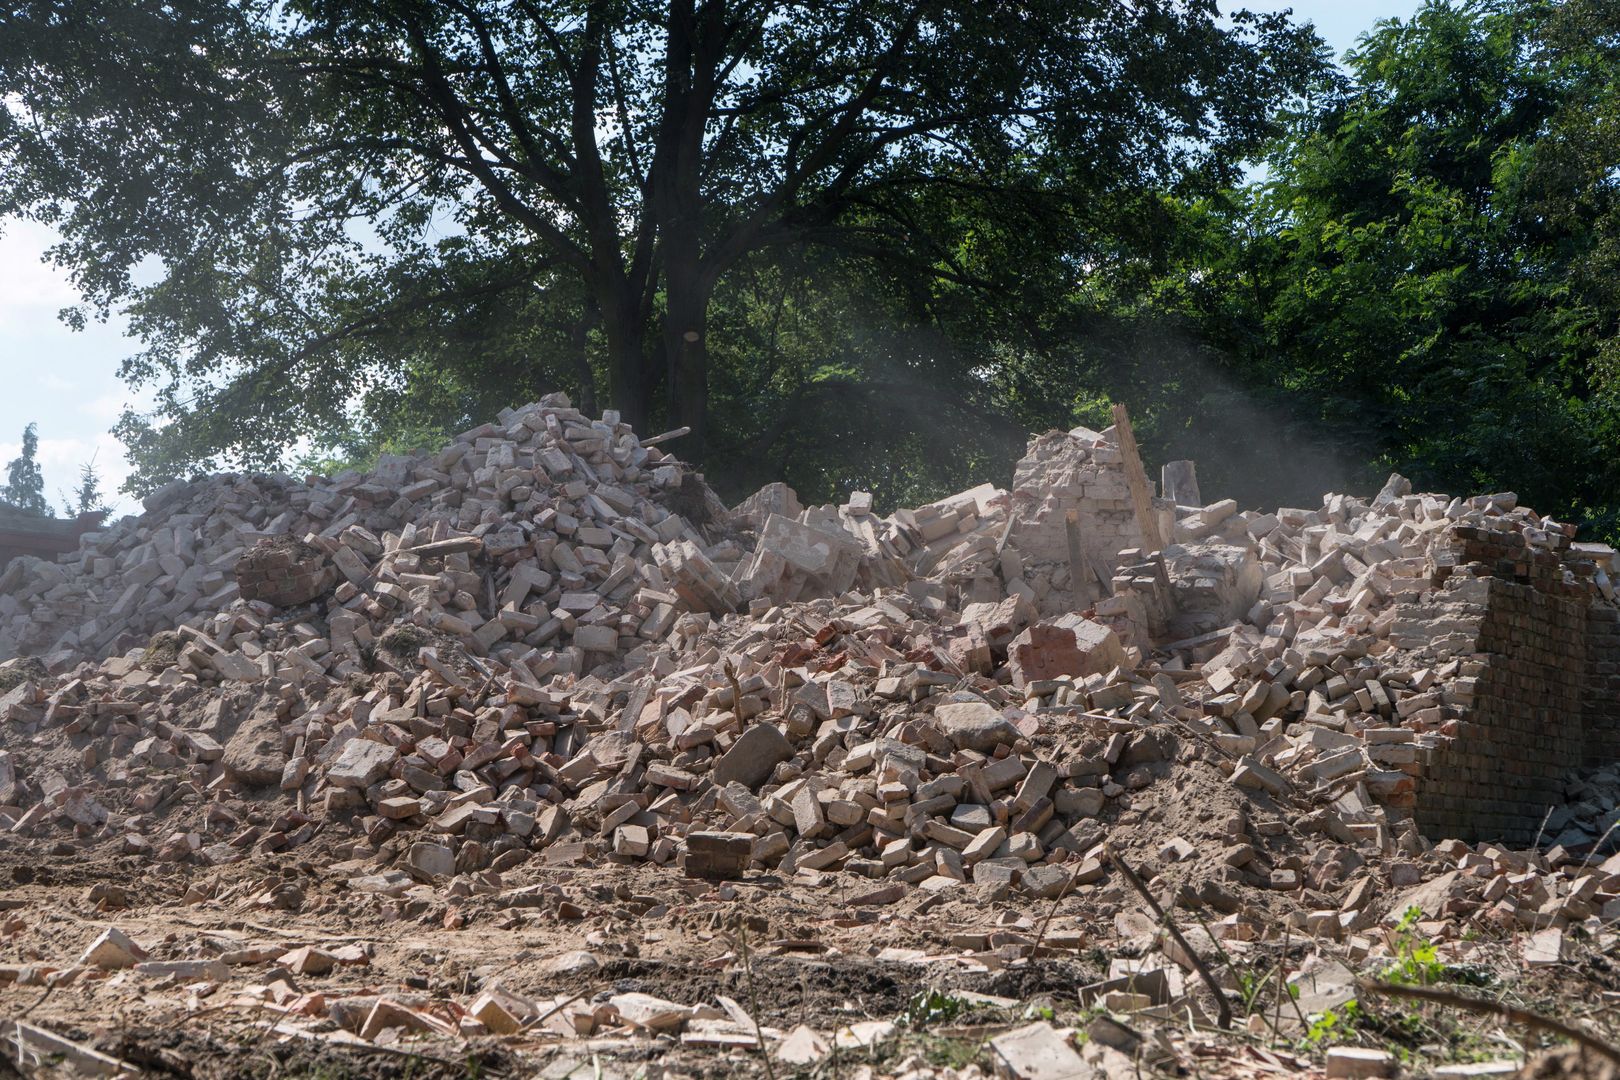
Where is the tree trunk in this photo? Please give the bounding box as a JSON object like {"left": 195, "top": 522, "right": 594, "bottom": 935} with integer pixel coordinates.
{"left": 568, "top": 302, "right": 600, "bottom": 418}
{"left": 598, "top": 288, "right": 649, "bottom": 433}
{"left": 664, "top": 266, "right": 710, "bottom": 459}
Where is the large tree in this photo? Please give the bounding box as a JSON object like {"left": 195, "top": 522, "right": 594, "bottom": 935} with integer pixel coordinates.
{"left": 0, "top": 0, "right": 1322, "bottom": 490}
{"left": 1124, "top": 0, "right": 1620, "bottom": 531}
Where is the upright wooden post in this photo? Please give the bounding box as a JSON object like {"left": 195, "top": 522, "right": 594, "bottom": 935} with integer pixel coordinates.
{"left": 1065, "top": 509, "right": 1090, "bottom": 607}
{"left": 1111, "top": 403, "right": 1164, "bottom": 552}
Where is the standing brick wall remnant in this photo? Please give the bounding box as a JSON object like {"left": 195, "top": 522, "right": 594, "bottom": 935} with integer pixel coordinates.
{"left": 1410, "top": 523, "right": 1617, "bottom": 843}
{"left": 1006, "top": 428, "right": 1154, "bottom": 614}
{"left": 1413, "top": 577, "right": 1589, "bottom": 843}
{"left": 1584, "top": 603, "right": 1620, "bottom": 766}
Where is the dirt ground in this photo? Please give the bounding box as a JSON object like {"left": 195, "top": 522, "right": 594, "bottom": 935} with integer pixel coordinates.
{"left": 5, "top": 821, "right": 1620, "bottom": 1080}
{"left": 0, "top": 826, "right": 1104, "bottom": 1079}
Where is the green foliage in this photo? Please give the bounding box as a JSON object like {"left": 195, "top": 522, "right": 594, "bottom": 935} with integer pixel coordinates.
{"left": 1377, "top": 905, "right": 1495, "bottom": 989}
{"left": 1302, "top": 999, "right": 1366, "bottom": 1050}
{"left": 0, "top": 0, "right": 1324, "bottom": 495}
{"left": 2, "top": 422, "right": 52, "bottom": 517}
{"left": 900, "top": 989, "right": 968, "bottom": 1029}
{"left": 1144, "top": 0, "right": 1620, "bottom": 535}
{"left": 1381, "top": 906, "right": 1446, "bottom": 987}
{"left": 1234, "top": 962, "right": 1289, "bottom": 1017}
{"left": 60, "top": 457, "right": 109, "bottom": 518}
{"left": 8, "top": 0, "right": 1618, "bottom": 529}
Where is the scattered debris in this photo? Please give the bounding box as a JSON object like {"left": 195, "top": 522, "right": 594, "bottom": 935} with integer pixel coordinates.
{"left": 5, "top": 397, "right": 1620, "bottom": 1077}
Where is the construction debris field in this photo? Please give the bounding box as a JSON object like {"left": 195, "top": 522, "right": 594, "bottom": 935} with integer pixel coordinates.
{"left": 5, "top": 397, "right": 1620, "bottom": 1079}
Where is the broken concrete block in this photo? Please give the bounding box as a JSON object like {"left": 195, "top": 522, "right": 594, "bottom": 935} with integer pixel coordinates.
{"left": 78, "top": 927, "right": 146, "bottom": 970}
{"left": 327, "top": 739, "right": 398, "bottom": 789}
{"left": 407, "top": 840, "right": 456, "bottom": 880}
{"left": 988, "top": 1021, "right": 1089, "bottom": 1080}
{"left": 711, "top": 723, "right": 793, "bottom": 789}
{"left": 221, "top": 703, "right": 287, "bottom": 787}
{"left": 610, "top": 992, "right": 690, "bottom": 1032}
{"left": 1326, "top": 1047, "right": 1396, "bottom": 1079}
{"left": 685, "top": 831, "right": 754, "bottom": 879}
{"left": 933, "top": 701, "right": 1021, "bottom": 753}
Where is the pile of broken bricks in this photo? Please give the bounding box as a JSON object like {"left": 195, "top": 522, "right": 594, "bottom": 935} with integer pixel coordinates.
{"left": 4, "top": 398, "right": 1620, "bottom": 1076}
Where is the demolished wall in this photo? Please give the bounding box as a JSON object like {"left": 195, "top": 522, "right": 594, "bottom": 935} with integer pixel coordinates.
{"left": 4, "top": 404, "right": 1620, "bottom": 902}
{"left": 1404, "top": 526, "right": 1620, "bottom": 844}
{"left": 1004, "top": 429, "right": 1149, "bottom": 612}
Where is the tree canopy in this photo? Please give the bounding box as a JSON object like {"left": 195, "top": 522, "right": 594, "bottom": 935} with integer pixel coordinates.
{"left": 5, "top": 0, "right": 1620, "bottom": 539}
{"left": 0, "top": 0, "right": 1321, "bottom": 493}
{"left": 1132, "top": 0, "right": 1620, "bottom": 529}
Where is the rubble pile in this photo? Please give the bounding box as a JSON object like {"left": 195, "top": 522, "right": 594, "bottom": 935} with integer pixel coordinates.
{"left": 6, "top": 400, "right": 1620, "bottom": 1074}
{"left": 1, "top": 404, "right": 1618, "bottom": 888}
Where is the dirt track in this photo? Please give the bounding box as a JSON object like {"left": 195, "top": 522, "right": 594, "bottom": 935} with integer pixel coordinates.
{"left": 0, "top": 833, "right": 1113, "bottom": 1078}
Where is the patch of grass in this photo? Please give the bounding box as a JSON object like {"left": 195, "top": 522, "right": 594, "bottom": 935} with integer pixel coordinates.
{"left": 905, "top": 1031, "right": 986, "bottom": 1071}
{"left": 0, "top": 655, "right": 48, "bottom": 691}
{"left": 142, "top": 631, "right": 182, "bottom": 671}
{"left": 379, "top": 623, "right": 430, "bottom": 661}
{"left": 851, "top": 1026, "right": 987, "bottom": 1077}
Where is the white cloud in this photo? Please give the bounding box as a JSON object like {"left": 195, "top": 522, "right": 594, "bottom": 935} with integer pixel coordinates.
{"left": 0, "top": 218, "right": 145, "bottom": 515}
{"left": 80, "top": 388, "right": 146, "bottom": 424}
{"left": 0, "top": 220, "right": 82, "bottom": 330}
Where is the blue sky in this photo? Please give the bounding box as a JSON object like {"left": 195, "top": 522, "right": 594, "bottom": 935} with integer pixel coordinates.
{"left": 0, "top": 1, "right": 1417, "bottom": 514}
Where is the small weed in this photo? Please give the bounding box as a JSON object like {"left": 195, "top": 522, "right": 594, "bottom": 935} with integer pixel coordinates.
{"left": 1378, "top": 906, "right": 1493, "bottom": 989}
{"left": 142, "top": 631, "right": 182, "bottom": 671}
{"left": 1382, "top": 910, "right": 1445, "bottom": 986}
{"left": 379, "top": 623, "right": 430, "bottom": 660}
{"left": 901, "top": 988, "right": 968, "bottom": 1028}
{"left": 0, "top": 655, "right": 49, "bottom": 691}
{"left": 1302, "top": 999, "right": 1366, "bottom": 1049}
{"left": 1236, "top": 964, "right": 1280, "bottom": 1015}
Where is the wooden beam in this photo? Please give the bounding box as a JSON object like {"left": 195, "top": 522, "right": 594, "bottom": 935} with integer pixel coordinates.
{"left": 1065, "top": 509, "right": 1090, "bottom": 607}
{"left": 1111, "top": 403, "right": 1164, "bottom": 551}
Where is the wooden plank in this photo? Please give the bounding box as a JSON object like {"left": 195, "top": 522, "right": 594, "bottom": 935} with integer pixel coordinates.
{"left": 1065, "top": 510, "right": 1091, "bottom": 606}
{"left": 1111, "top": 404, "right": 1164, "bottom": 552}
{"left": 2, "top": 1019, "right": 141, "bottom": 1076}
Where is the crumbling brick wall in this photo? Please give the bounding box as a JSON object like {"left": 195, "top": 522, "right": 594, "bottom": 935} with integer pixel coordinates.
{"left": 1582, "top": 603, "right": 1620, "bottom": 766}
{"left": 1410, "top": 524, "right": 1617, "bottom": 844}
{"left": 1414, "top": 577, "right": 1589, "bottom": 843}
{"left": 1006, "top": 430, "right": 1146, "bottom": 609}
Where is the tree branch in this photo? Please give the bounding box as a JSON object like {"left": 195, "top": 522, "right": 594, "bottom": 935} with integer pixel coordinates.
{"left": 702, "top": 2, "right": 931, "bottom": 284}
{"left": 399, "top": 11, "right": 590, "bottom": 270}
{"left": 442, "top": 0, "right": 577, "bottom": 171}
